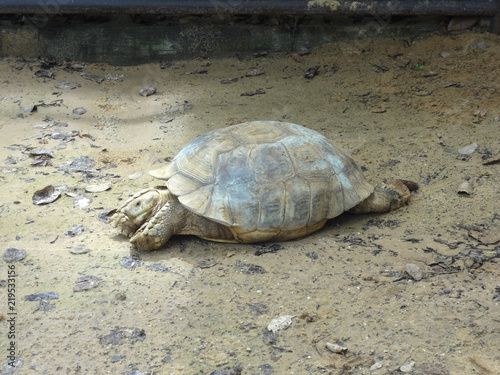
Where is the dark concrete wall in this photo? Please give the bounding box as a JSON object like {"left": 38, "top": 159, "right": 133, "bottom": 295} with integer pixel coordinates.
{"left": 0, "top": 14, "right": 453, "bottom": 64}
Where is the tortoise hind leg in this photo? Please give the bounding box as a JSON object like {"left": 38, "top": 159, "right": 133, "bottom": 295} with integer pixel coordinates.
{"left": 349, "top": 179, "right": 417, "bottom": 214}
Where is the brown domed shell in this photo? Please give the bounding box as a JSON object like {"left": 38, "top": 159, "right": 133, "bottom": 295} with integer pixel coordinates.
{"left": 150, "top": 121, "right": 373, "bottom": 240}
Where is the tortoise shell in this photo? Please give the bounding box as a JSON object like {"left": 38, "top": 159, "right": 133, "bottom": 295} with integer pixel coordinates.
{"left": 150, "top": 121, "right": 373, "bottom": 242}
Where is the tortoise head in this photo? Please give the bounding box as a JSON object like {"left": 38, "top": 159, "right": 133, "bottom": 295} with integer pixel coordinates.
{"left": 110, "top": 187, "right": 170, "bottom": 238}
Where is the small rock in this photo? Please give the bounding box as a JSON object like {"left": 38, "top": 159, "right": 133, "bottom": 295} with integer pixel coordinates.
{"left": 21, "top": 105, "right": 37, "bottom": 113}
{"left": 72, "top": 195, "right": 91, "bottom": 209}
{"left": 220, "top": 78, "right": 238, "bottom": 84}
{"left": 55, "top": 81, "right": 77, "bottom": 90}
{"left": 74, "top": 275, "right": 102, "bottom": 291}
{"left": 240, "top": 88, "right": 266, "bottom": 97}
{"left": 400, "top": 360, "right": 415, "bottom": 373}
{"left": 34, "top": 70, "right": 54, "bottom": 78}
{"left": 99, "top": 327, "right": 145, "bottom": 345}
{"left": 458, "top": 142, "right": 478, "bottom": 155}
{"left": 245, "top": 69, "right": 265, "bottom": 77}
{"left": 85, "top": 182, "right": 112, "bottom": 193}
{"left": 473, "top": 109, "right": 487, "bottom": 117}
{"left": 67, "top": 225, "right": 84, "bottom": 237}
{"left": 404, "top": 263, "right": 424, "bottom": 281}
{"left": 304, "top": 66, "right": 320, "bottom": 79}
{"left": 80, "top": 71, "right": 105, "bottom": 83}
{"left": 115, "top": 292, "right": 127, "bottom": 301}
{"left": 370, "top": 362, "right": 383, "bottom": 371}
{"left": 3, "top": 248, "right": 27, "bottom": 263}
{"left": 128, "top": 171, "right": 144, "bottom": 180}
{"left": 69, "top": 245, "right": 90, "bottom": 254}
{"left": 267, "top": 315, "right": 294, "bottom": 333}
{"left": 210, "top": 366, "right": 242, "bottom": 375}
{"left": 197, "top": 258, "right": 218, "bottom": 268}
{"left": 236, "top": 261, "right": 266, "bottom": 274}
{"left": 296, "top": 46, "right": 310, "bottom": 56}
{"left": 147, "top": 263, "right": 169, "bottom": 272}
{"left": 29, "top": 149, "right": 54, "bottom": 158}
{"left": 371, "top": 64, "right": 389, "bottom": 73}
{"left": 159, "top": 116, "right": 174, "bottom": 123}
{"left": 421, "top": 71, "right": 438, "bottom": 77}
{"left": 139, "top": 85, "right": 156, "bottom": 97}
{"left": 72, "top": 107, "right": 87, "bottom": 115}
{"left": 325, "top": 342, "right": 347, "bottom": 354}
{"left": 110, "top": 355, "right": 125, "bottom": 363}
{"left": 120, "top": 255, "right": 144, "bottom": 269}
{"left": 70, "top": 63, "right": 85, "bottom": 71}
{"left": 24, "top": 292, "right": 58, "bottom": 301}
{"left": 457, "top": 181, "right": 473, "bottom": 195}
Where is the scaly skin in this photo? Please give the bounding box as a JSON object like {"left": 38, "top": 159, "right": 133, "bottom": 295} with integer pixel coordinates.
{"left": 111, "top": 179, "right": 417, "bottom": 251}
{"left": 348, "top": 179, "right": 414, "bottom": 214}
{"left": 110, "top": 187, "right": 234, "bottom": 250}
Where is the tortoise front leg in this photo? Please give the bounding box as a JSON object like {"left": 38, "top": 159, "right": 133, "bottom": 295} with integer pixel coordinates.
{"left": 130, "top": 197, "right": 189, "bottom": 251}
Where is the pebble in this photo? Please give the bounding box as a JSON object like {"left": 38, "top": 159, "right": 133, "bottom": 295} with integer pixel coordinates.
{"left": 325, "top": 342, "right": 347, "bottom": 354}
{"left": 139, "top": 85, "right": 156, "bottom": 96}
{"left": 24, "top": 292, "right": 58, "bottom": 301}
{"left": 458, "top": 142, "right": 478, "bottom": 155}
{"left": 115, "top": 292, "right": 127, "bottom": 301}
{"left": 147, "top": 263, "right": 169, "bottom": 272}
{"left": 370, "top": 362, "right": 383, "bottom": 371}
{"left": 245, "top": 69, "right": 265, "bottom": 77}
{"left": 80, "top": 71, "right": 104, "bottom": 83}
{"left": 34, "top": 70, "right": 54, "bottom": 78}
{"left": 473, "top": 109, "right": 487, "bottom": 117}
{"left": 72, "top": 107, "right": 87, "bottom": 115}
{"left": 55, "top": 81, "right": 77, "bottom": 90}
{"left": 240, "top": 88, "right": 265, "bottom": 96}
{"left": 3, "top": 248, "right": 27, "bottom": 263}
{"left": 236, "top": 261, "right": 266, "bottom": 274}
{"left": 296, "top": 46, "right": 310, "bottom": 56}
{"left": 72, "top": 195, "right": 91, "bottom": 209}
{"left": 70, "top": 63, "right": 85, "bottom": 70}
{"left": 404, "top": 263, "right": 424, "bottom": 281}
{"left": 304, "top": 65, "right": 320, "bottom": 79}
{"left": 197, "top": 258, "right": 218, "bottom": 268}
{"left": 128, "top": 171, "right": 144, "bottom": 180}
{"left": 220, "top": 78, "right": 238, "bottom": 84}
{"left": 457, "top": 181, "right": 473, "bottom": 195}
{"left": 400, "top": 360, "right": 415, "bottom": 373}
{"left": 159, "top": 116, "right": 174, "bottom": 123}
{"left": 99, "top": 327, "right": 145, "bottom": 345}
{"left": 67, "top": 225, "right": 84, "bottom": 237}
{"left": 69, "top": 245, "right": 90, "bottom": 255}
{"left": 120, "top": 255, "right": 144, "bottom": 269}
{"left": 267, "top": 315, "right": 294, "bottom": 332}
{"left": 85, "top": 182, "right": 112, "bottom": 193}
{"left": 74, "top": 275, "right": 102, "bottom": 291}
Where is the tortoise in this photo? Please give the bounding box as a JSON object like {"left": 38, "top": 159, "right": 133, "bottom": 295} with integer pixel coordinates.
{"left": 110, "top": 121, "right": 416, "bottom": 251}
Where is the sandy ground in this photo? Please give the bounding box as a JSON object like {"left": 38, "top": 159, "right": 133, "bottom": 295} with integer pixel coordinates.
{"left": 1, "top": 30, "right": 500, "bottom": 375}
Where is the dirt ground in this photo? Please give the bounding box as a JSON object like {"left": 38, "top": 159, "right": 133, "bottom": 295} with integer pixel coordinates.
{"left": 1, "top": 29, "right": 500, "bottom": 375}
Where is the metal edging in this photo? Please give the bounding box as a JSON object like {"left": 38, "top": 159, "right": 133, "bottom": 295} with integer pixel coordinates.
{"left": 0, "top": 0, "right": 498, "bottom": 16}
